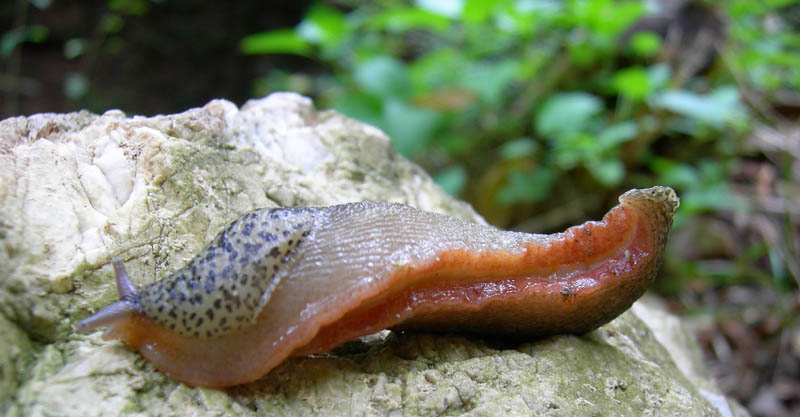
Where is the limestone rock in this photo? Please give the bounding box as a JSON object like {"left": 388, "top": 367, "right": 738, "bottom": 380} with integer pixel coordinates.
{"left": 0, "top": 93, "right": 746, "bottom": 416}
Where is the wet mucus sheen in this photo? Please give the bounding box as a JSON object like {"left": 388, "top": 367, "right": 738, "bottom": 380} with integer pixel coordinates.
{"left": 138, "top": 208, "right": 314, "bottom": 339}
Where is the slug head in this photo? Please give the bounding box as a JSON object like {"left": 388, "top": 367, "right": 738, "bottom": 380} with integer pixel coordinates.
{"left": 76, "top": 259, "right": 142, "bottom": 339}
{"left": 76, "top": 208, "right": 316, "bottom": 342}
{"left": 135, "top": 208, "right": 315, "bottom": 339}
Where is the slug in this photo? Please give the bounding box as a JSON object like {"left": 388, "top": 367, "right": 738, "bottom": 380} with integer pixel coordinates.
{"left": 77, "top": 186, "right": 678, "bottom": 387}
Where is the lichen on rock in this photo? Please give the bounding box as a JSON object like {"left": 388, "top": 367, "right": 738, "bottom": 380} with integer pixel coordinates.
{"left": 0, "top": 93, "right": 747, "bottom": 416}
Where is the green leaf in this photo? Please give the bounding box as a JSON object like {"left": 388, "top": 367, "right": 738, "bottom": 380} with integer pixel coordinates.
{"left": 497, "top": 168, "right": 555, "bottom": 205}
{"left": 382, "top": 99, "right": 440, "bottom": 156}
{"left": 647, "top": 63, "right": 671, "bottom": 91}
{"left": 0, "top": 28, "right": 25, "bottom": 57}
{"left": 652, "top": 86, "right": 746, "bottom": 129}
{"left": 354, "top": 55, "right": 410, "bottom": 98}
{"left": 437, "top": 132, "right": 476, "bottom": 155}
{"left": 416, "top": 0, "right": 463, "bottom": 18}
{"left": 107, "top": 0, "right": 149, "bottom": 16}
{"left": 433, "top": 165, "right": 468, "bottom": 196}
{"left": 462, "top": 0, "right": 498, "bottom": 23}
{"left": 596, "top": 121, "right": 637, "bottom": 149}
{"left": 331, "top": 92, "right": 383, "bottom": 128}
{"left": 569, "top": 0, "right": 645, "bottom": 37}
{"left": 567, "top": 41, "right": 600, "bottom": 67}
{"left": 100, "top": 14, "right": 125, "bottom": 34}
{"left": 499, "top": 137, "right": 539, "bottom": 159}
{"left": 613, "top": 67, "right": 651, "bottom": 101}
{"left": 552, "top": 133, "right": 598, "bottom": 169}
{"left": 29, "top": 0, "right": 52, "bottom": 9}
{"left": 1, "top": 25, "right": 49, "bottom": 57}
{"left": 408, "top": 49, "right": 463, "bottom": 89}
{"left": 764, "top": 0, "right": 795, "bottom": 7}
{"left": 297, "top": 3, "right": 347, "bottom": 49}
{"left": 535, "top": 92, "right": 603, "bottom": 139}
{"left": 63, "top": 72, "right": 89, "bottom": 99}
{"left": 650, "top": 158, "right": 699, "bottom": 189}
{"left": 628, "top": 31, "right": 661, "bottom": 57}
{"left": 26, "top": 25, "right": 48, "bottom": 43}
{"left": 681, "top": 183, "right": 750, "bottom": 213}
{"left": 768, "top": 247, "right": 790, "bottom": 291}
{"left": 240, "top": 29, "right": 311, "bottom": 55}
{"left": 367, "top": 8, "right": 451, "bottom": 33}
{"left": 459, "top": 59, "right": 519, "bottom": 106}
{"left": 63, "top": 38, "right": 87, "bottom": 59}
{"left": 588, "top": 158, "right": 624, "bottom": 186}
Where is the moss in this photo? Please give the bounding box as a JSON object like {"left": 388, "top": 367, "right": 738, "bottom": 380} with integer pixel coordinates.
{"left": 0, "top": 313, "right": 36, "bottom": 414}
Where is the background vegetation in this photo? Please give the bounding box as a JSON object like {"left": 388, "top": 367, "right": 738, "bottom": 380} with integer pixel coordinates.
{"left": 2, "top": 0, "right": 799, "bottom": 415}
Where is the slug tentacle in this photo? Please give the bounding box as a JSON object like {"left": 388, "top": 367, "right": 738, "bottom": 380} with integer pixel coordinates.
{"left": 112, "top": 258, "right": 138, "bottom": 302}
{"left": 75, "top": 186, "right": 679, "bottom": 387}
{"left": 76, "top": 300, "right": 139, "bottom": 333}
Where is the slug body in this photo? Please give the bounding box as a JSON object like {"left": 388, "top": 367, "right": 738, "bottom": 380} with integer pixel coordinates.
{"left": 77, "top": 187, "right": 679, "bottom": 387}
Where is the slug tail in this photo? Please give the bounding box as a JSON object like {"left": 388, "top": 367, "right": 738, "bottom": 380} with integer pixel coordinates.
{"left": 619, "top": 186, "right": 679, "bottom": 250}
{"left": 76, "top": 259, "right": 141, "bottom": 333}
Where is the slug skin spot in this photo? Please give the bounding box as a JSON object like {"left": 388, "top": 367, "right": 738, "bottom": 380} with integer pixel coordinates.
{"left": 76, "top": 187, "right": 678, "bottom": 388}
{"left": 137, "top": 208, "right": 315, "bottom": 339}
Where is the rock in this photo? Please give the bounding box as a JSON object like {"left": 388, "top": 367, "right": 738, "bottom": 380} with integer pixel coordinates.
{"left": 0, "top": 93, "right": 747, "bottom": 416}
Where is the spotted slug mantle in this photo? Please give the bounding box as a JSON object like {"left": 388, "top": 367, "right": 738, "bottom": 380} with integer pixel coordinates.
{"left": 77, "top": 186, "right": 679, "bottom": 387}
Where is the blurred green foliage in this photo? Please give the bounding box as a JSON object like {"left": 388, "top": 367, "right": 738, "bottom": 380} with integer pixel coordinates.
{"left": 1, "top": 0, "right": 134, "bottom": 104}
{"left": 2, "top": 0, "right": 797, "bottom": 295}
{"left": 243, "top": 0, "right": 800, "bottom": 293}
